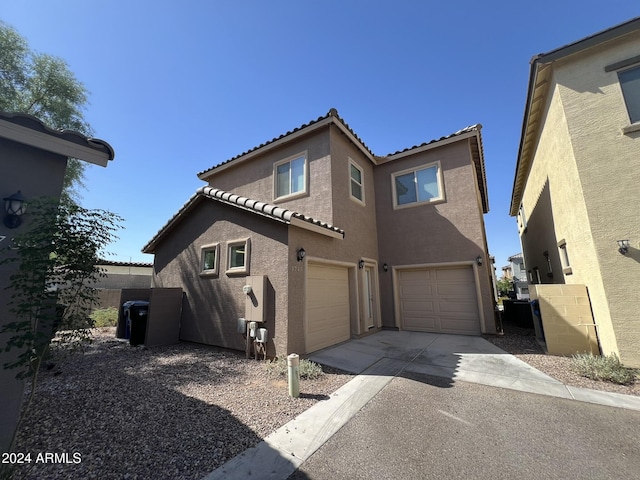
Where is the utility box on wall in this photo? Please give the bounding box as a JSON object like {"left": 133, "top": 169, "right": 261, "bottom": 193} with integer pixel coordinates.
{"left": 244, "top": 275, "right": 266, "bottom": 323}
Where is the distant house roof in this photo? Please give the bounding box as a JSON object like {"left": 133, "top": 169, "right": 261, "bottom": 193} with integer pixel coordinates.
{"left": 97, "top": 260, "right": 153, "bottom": 268}
{"left": 198, "top": 108, "right": 488, "bottom": 212}
{"left": 0, "top": 112, "right": 114, "bottom": 166}
{"left": 510, "top": 17, "right": 640, "bottom": 216}
{"left": 142, "top": 186, "right": 344, "bottom": 254}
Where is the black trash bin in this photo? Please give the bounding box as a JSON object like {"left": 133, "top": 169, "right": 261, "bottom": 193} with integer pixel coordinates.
{"left": 128, "top": 301, "right": 149, "bottom": 346}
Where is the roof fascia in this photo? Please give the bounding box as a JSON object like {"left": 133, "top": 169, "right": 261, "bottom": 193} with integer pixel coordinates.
{"left": 290, "top": 217, "right": 344, "bottom": 239}
{"left": 0, "top": 118, "right": 112, "bottom": 167}
{"left": 199, "top": 117, "right": 337, "bottom": 180}
{"left": 380, "top": 129, "right": 479, "bottom": 163}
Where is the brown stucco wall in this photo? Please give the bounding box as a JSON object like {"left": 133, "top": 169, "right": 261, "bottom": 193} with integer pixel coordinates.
{"left": 151, "top": 199, "right": 289, "bottom": 357}
{"left": 374, "top": 139, "right": 495, "bottom": 332}
{"left": 202, "top": 127, "right": 334, "bottom": 224}
{"left": 0, "top": 138, "right": 68, "bottom": 452}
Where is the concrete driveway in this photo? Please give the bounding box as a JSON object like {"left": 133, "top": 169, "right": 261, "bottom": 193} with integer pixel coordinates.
{"left": 204, "top": 331, "right": 640, "bottom": 480}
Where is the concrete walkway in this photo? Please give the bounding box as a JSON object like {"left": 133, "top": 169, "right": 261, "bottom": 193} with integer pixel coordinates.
{"left": 203, "top": 331, "right": 640, "bottom": 480}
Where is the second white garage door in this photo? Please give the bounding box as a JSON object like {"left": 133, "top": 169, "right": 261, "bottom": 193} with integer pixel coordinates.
{"left": 397, "top": 265, "right": 481, "bottom": 335}
{"left": 306, "top": 262, "right": 350, "bottom": 353}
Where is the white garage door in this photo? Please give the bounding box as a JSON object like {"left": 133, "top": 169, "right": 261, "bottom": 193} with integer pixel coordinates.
{"left": 397, "top": 266, "right": 480, "bottom": 335}
{"left": 306, "top": 262, "right": 350, "bottom": 353}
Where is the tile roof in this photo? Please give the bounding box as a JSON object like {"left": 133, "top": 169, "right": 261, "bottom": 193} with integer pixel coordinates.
{"left": 97, "top": 260, "right": 153, "bottom": 268}
{"left": 0, "top": 112, "right": 115, "bottom": 161}
{"left": 142, "top": 186, "right": 344, "bottom": 253}
{"left": 384, "top": 124, "right": 482, "bottom": 157}
{"left": 197, "top": 108, "right": 375, "bottom": 179}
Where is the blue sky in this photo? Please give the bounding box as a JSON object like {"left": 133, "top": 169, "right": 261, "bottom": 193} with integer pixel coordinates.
{"left": 3, "top": 1, "right": 639, "bottom": 268}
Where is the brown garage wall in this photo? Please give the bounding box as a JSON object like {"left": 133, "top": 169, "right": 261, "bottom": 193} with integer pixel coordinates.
{"left": 151, "top": 200, "right": 289, "bottom": 357}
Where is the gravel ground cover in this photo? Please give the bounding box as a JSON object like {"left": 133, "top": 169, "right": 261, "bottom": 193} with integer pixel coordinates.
{"left": 484, "top": 322, "right": 640, "bottom": 397}
{"left": 10, "top": 323, "right": 639, "bottom": 479}
{"left": 10, "top": 328, "right": 353, "bottom": 480}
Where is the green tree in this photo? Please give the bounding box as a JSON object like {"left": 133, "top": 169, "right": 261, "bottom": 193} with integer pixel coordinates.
{"left": 0, "top": 22, "right": 93, "bottom": 201}
{"left": 0, "top": 197, "right": 122, "bottom": 457}
{"left": 497, "top": 277, "right": 513, "bottom": 296}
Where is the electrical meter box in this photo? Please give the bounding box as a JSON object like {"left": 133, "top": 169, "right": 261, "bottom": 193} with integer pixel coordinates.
{"left": 244, "top": 275, "right": 266, "bottom": 323}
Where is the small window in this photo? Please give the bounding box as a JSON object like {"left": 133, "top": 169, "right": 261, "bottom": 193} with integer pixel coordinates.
{"left": 349, "top": 160, "right": 365, "bottom": 204}
{"left": 200, "top": 244, "right": 219, "bottom": 276}
{"left": 533, "top": 267, "right": 541, "bottom": 284}
{"left": 226, "top": 239, "right": 250, "bottom": 275}
{"left": 558, "top": 239, "right": 573, "bottom": 275}
{"left": 518, "top": 204, "right": 528, "bottom": 234}
{"left": 391, "top": 162, "right": 444, "bottom": 209}
{"left": 619, "top": 65, "right": 640, "bottom": 124}
{"left": 274, "top": 154, "right": 306, "bottom": 200}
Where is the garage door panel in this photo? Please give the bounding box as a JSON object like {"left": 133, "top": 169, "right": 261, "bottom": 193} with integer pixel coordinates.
{"left": 398, "top": 266, "right": 480, "bottom": 335}
{"left": 306, "top": 263, "right": 350, "bottom": 353}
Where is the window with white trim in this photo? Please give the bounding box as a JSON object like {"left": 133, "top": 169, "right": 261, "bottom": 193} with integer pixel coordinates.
{"left": 518, "top": 204, "right": 528, "bottom": 233}
{"left": 200, "top": 243, "right": 219, "bottom": 276}
{"left": 274, "top": 154, "right": 306, "bottom": 200}
{"left": 349, "top": 159, "right": 365, "bottom": 204}
{"left": 558, "top": 239, "right": 572, "bottom": 275}
{"left": 391, "top": 162, "right": 444, "bottom": 208}
{"left": 226, "top": 239, "right": 250, "bottom": 275}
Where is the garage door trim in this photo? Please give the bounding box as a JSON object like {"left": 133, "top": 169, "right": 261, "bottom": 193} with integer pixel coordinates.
{"left": 392, "top": 261, "right": 486, "bottom": 334}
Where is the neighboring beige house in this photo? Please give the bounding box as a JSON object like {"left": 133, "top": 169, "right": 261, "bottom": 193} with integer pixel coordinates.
{"left": 95, "top": 260, "right": 153, "bottom": 289}
{"left": 510, "top": 18, "right": 640, "bottom": 367}
{"left": 0, "top": 112, "right": 114, "bottom": 451}
{"left": 144, "top": 109, "right": 495, "bottom": 358}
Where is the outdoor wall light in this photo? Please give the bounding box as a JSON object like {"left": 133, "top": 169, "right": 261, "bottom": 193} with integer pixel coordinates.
{"left": 383, "top": 263, "right": 389, "bottom": 272}
{"left": 3, "top": 191, "right": 27, "bottom": 229}
{"left": 475, "top": 255, "right": 483, "bottom": 266}
{"left": 617, "top": 240, "right": 630, "bottom": 255}
{"left": 296, "top": 247, "right": 306, "bottom": 262}
{"left": 358, "top": 259, "right": 365, "bottom": 269}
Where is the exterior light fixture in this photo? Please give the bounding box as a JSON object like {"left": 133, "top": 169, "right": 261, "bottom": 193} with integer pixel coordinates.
{"left": 296, "top": 247, "right": 306, "bottom": 262}
{"left": 617, "top": 240, "right": 630, "bottom": 255}
{"left": 475, "top": 255, "right": 483, "bottom": 266}
{"left": 358, "top": 259, "right": 365, "bottom": 269}
{"left": 383, "top": 263, "right": 389, "bottom": 272}
{"left": 3, "top": 191, "right": 27, "bottom": 229}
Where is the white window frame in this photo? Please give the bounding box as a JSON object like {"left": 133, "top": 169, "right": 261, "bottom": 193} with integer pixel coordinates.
{"left": 273, "top": 152, "right": 307, "bottom": 202}
{"left": 391, "top": 161, "right": 444, "bottom": 210}
{"left": 200, "top": 243, "right": 219, "bottom": 276}
{"left": 349, "top": 158, "right": 365, "bottom": 205}
{"left": 226, "top": 238, "right": 251, "bottom": 276}
{"left": 518, "top": 204, "right": 528, "bottom": 234}
{"left": 557, "top": 239, "right": 572, "bottom": 275}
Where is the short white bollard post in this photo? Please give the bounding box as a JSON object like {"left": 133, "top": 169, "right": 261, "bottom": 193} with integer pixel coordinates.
{"left": 287, "top": 353, "right": 300, "bottom": 398}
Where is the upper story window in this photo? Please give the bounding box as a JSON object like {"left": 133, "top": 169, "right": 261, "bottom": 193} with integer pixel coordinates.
{"left": 619, "top": 65, "right": 640, "bottom": 124}
{"left": 391, "top": 161, "right": 444, "bottom": 209}
{"left": 274, "top": 153, "right": 306, "bottom": 201}
{"left": 557, "top": 239, "right": 572, "bottom": 276}
{"left": 349, "top": 159, "right": 365, "bottom": 204}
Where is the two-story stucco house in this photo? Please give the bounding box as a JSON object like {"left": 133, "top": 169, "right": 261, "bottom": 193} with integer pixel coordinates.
{"left": 510, "top": 18, "right": 640, "bottom": 367}
{"left": 144, "top": 109, "right": 495, "bottom": 358}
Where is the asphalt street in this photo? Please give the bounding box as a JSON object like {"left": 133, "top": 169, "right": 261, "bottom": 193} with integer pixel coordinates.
{"left": 288, "top": 372, "right": 640, "bottom": 480}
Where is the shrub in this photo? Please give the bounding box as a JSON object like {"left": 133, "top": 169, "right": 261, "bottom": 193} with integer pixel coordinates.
{"left": 266, "top": 357, "right": 324, "bottom": 380}
{"left": 90, "top": 307, "right": 119, "bottom": 328}
{"left": 571, "top": 353, "right": 639, "bottom": 385}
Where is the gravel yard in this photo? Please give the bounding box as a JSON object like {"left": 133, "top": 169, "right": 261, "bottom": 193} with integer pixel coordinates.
{"left": 10, "top": 323, "right": 638, "bottom": 479}
{"left": 10, "top": 328, "right": 353, "bottom": 480}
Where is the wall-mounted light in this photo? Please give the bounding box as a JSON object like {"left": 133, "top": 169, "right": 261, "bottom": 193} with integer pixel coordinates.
{"left": 475, "top": 255, "right": 483, "bottom": 266}
{"left": 617, "top": 240, "right": 630, "bottom": 255}
{"left": 383, "top": 263, "right": 389, "bottom": 272}
{"left": 358, "top": 259, "right": 365, "bottom": 269}
{"left": 296, "top": 247, "right": 306, "bottom": 262}
{"left": 4, "top": 191, "right": 27, "bottom": 229}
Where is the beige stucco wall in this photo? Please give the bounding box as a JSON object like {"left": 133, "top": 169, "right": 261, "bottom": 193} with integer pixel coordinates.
{"left": 374, "top": 140, "right": 495, "bottom": 332}
{"left": 202, "top": 127, "right": 334, "bottom": 225}
{"left": 151, "top": 200, "right": 290, "bottom": 357}
{"left": 520, "top": 32, "right": 640, "bottom": 367}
